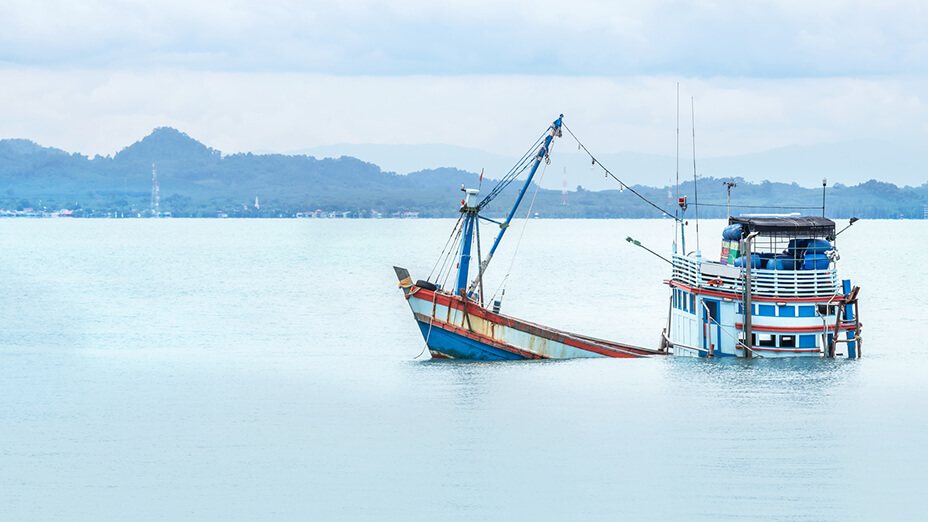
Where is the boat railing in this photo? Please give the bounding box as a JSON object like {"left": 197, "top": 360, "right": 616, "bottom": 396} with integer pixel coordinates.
{"left": 672, "top": 254, "right": 841, "bottom": 298}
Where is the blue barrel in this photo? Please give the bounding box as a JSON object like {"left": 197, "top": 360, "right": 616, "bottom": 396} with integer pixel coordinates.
{"left": 786, "top": 238, "right": 809, "bottom": 258}
{"left": 766, "top": 257, "right": 797, "bottom": 270}
{"left": 803, "top": 253, "right": 829, "bottom": 270}
{"left": 805, "top": 239, "right": 832, "bottom": 254}
{"left": 722, "top": 224, "right": 742, "bottom": 241}
{"left": 735, "top": 254, "right": 762, "bottom": 269}
{"left": 775, "top": 255, "right": 796, "bottom": 270}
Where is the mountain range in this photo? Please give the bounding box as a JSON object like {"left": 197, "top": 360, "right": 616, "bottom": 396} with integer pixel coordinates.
{"left": 0, "top": 127, "right": 925, "bottom": 219}
{"left": 289, "top": 139, "right": 928, "bottom": 191}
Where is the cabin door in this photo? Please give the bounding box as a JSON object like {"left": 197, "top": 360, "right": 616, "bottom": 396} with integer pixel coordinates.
{"left": 703, "top": 299, "right": 719, "bottom": 356}
{"left": 716, "top": 299, "right": 736, "bottom": 355}
{"left": 704, "top": 298, "right": 735, "bottom": 356}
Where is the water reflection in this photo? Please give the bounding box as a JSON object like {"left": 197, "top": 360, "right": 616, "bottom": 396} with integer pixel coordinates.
{"left": 663, "top": 356, "right": 861, "bottom": 406}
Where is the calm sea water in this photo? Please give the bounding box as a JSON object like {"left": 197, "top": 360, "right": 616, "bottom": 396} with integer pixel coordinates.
{"left": 1, "top": 218, "right": 925, "bottom": 520}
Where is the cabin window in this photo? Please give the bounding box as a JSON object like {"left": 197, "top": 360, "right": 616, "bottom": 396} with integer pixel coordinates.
{"left": 705, "top": 301, "right": 719, "bottom": 323}
{"left": 817, "top": 304, "right": 837, "bottom": 316}
{"left": 758, "top": 304, "right": 776, "bottom": 316}
{"left": 780, "top": 335, "right": 796, "bottom": 348}
{"left": 778, "top": 305, "right": 795, "bottom": 317}
{"left": 757, "top": 334, "right": 776, "bottom": 347}
{"left": 799, "top": 335, "right": 817, "bottom": 348}
{"left": 690, "top": 294, "right": 696, "bottom": 315}
{"left": 798, "top": 306, "right": 816, "bottom": 318}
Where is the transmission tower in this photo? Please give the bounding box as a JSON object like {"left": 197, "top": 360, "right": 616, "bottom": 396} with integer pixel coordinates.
{"left": 150, "top": 163, "right": 160, "bottom": 215}
{"left": 561, "top": 167, "right": 568, "bottom": 206}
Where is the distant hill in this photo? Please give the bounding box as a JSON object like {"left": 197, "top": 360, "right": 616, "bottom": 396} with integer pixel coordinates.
{"left": 290, "top": 140, "right": 928, "bottom": 191}
{"left": 0, "top": 127, "right": 925, "bottom": 218}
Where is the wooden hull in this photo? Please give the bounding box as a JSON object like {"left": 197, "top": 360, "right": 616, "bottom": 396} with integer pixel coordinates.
{"left": 397, "top": 275, "right": 662, "bottom": 360}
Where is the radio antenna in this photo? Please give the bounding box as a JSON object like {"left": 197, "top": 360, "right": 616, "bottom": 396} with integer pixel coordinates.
{"left": 691, "top": 97, "right": 700, "bottom": 253}
{"left": 674, "top": 83, "right": 680, "bottom": 250}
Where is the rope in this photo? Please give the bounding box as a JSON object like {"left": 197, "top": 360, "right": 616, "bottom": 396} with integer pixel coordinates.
{"left": 414, "top": 290, "right": 441, "bottom": 359}
{"left": 488, "top": 159, "right": 549, "bottom": 304}
{"left": 698, "top": 203, "right": 823, "bottom": 210}
{"left": 704, "top": 313, "right": 765, "bottom": 358}
{"left": 478, "top": 130, "right": 548, "bottom": 210}
{"left": 437, "top": 219, "right": 466, "bottom": 290}
{"left": 562, "top": 123, "right": 681, "bottom": 221}
{"left": 428, "top": 213, "right": 464, "bottom": 282}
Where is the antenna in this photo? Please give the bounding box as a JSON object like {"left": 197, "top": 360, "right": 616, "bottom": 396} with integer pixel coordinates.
{"left": 723, "top": 180, "right": 737, "bottom": 217}
{"left": 822, "top": 178, "right": 827, "bottom": 217}
{"left": 691, "top": 97, "right": 699, "bottom": 253}
{"left": 674, "top": 83, "right": 680, "bottom": 249}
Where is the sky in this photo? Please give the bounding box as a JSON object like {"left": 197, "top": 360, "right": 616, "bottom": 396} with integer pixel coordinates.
{"left": 1, "top": 0, "right": 926, "bottom": 171}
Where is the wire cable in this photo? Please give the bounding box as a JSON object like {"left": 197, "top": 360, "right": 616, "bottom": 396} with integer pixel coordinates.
{"left": 562, "top": 123, "right": 681, "bottom": 222}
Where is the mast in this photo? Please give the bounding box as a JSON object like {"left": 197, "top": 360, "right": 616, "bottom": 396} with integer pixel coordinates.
{"left": 455, "top": 188, "right": 480, "bottom": 296}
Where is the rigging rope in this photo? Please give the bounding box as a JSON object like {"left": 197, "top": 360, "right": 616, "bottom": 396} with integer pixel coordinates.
{"left": 436, "top": 218, "right": 466, "bottom": 290}
{"left": 478, "top": 129, "right": 548, "bottom": 210}
{"left": 488, "top": 159, "right": 549, "bottom": 304}
{"left": 428, "top": 213, "right": 464, "bottom": 282}
{"left": 697, "top": 203, "right": 823, "bottom": 210}
{"left": 562, "top": 123, "right": 681, "bottom": 222}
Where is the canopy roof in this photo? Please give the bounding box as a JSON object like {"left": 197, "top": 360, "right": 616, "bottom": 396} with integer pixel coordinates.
{"left": 729, "top": 216, "right": 835, "bottom": 238}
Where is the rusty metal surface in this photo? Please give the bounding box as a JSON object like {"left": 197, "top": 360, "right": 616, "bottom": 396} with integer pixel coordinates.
{"left": 405, "top": 286, "right": 663, "bottom": 359}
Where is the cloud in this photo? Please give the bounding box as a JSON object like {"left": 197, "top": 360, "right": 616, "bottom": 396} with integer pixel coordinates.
{"left": 1, "top": 69, "right": 925, "bottom": 161}
{"left": 1, "top": 1, "right": 926, "bottom": 77}
{"left": 1, "top": 1, "right": 926, "bottom": 179}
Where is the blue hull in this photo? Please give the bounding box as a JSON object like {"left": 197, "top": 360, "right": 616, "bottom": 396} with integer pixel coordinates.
{"left": 416, "top": 320, "right": 528, "bottom": 360}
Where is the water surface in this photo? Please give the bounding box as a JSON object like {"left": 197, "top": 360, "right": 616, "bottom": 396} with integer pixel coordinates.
{"left": 0, "top": 218, "right": 924, "bottom": 520}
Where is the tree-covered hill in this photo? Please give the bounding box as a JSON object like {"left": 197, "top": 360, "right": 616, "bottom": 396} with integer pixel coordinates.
{"left": 0, "top": 128, "right": 925, "bottom": 219}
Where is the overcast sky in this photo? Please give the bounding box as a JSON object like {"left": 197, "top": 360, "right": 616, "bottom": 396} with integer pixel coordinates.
{"left": 1, "top": 0, "right": 926, "bottom": 164}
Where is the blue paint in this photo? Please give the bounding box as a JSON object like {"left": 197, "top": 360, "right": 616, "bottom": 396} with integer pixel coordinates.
{"left": 778, "top": 305, "right": 796, "bottom": 317}
{"left": 416, "top": 320, "right": 528, "bottom": 361}
{"left": 703, "top": 298, "right": 722, "bottom": 356}
{"left": 843, "top": 279, "right": 857, "bottom": 358}
{"left": 799, "top": 335, "right": 816, "bottom": 348}
{"left": 798, "top": 306, "right": 816, "bottom": 318}
{"left": 758, "top": 304, "right": 776, "bottom": 317}
{"left": 455, "top": 212, "right": 476, "bottom": 295}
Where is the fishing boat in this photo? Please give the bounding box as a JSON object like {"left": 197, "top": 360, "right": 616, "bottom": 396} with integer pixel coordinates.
{"left": 664, "top": 215, "right": 861, "bottom": 358}
{"left": 394, "top": 115, "right": 861, "bottom": 360}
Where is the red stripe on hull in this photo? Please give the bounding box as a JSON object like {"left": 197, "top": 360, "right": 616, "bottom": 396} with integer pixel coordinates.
{"left": 734, "top": 322, "right": 857, "bottom": 333}
{"left": 749, "top": 346, "right": 821, "bottom": 353}
{"left": 408, "top": 287, "right": 660, "bottom": 358}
